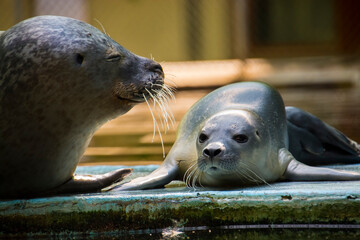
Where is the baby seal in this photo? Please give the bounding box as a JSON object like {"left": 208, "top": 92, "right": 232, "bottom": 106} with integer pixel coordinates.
{"left": 114, "top": 82, "right": 360, "bottom": 190}
{"left": 0, "top": 16, "right": 165, "bottom": 198}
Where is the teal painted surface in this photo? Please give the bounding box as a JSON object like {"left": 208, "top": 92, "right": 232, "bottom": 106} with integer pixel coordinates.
{"left": 1, "top": 164, "right": 360, "bottom": 236}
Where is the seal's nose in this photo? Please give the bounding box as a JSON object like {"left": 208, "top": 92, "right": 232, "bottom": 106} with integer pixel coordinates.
{"left": 203, "top": 142, "right": 225, "bottom": 158}
{"left": 203, "top": 148, "right": 221, "bottom": 158}
{"left": 145, "top": 61, "right": 164, "bottom": 91}
{"left": 148, "top": 62, "right": 163, "bottom": 75}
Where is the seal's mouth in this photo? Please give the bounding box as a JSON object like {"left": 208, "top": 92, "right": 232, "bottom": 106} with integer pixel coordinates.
{"left": 116, "top": 95, "right": 145, "bottom": 103}
{"left": 116, "top": 71, "right": 164, "bottom": 103}
{"left": 117, "top": 86, "right": 163, "bottom": 103}
{"left": 116, "top": 79, "right": 164, "bottom": 103}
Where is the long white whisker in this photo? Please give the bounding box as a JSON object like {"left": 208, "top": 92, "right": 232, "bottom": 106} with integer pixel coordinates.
{"left": 239, "top": 162, "right": 272, "bottom": 187}
{"left": 236, "top": 169, "right": 258, "bottom": 183}
{"left": 143, "top": 94, "right": 165, "bottom": 158}
{"left": 164, "top": 78, "right": 178, "bottom": 87}
{"left": 183, "top": 162, "right": 197, "bottom": 183}
{"left": 147, "top": 89, "right": 171, "bottom": 132}
{"left": 198, "top": 172, "right": 204, "bottom": 188}
{"left": 150, "top": 90, "right": 166, "bottom": 131}
{"left": 156, "top": 90, "right": 176, "bottom": 128}
{"left": 156, "top": 90, "right": 176, "bottom": 131}
{"left": 94, "top": 18, "right": 109, "bottom": 37}
{"left": 233, "top": 170, "right": 248, "bottom": 184}
{"left": 238, "top": 164, "right": 262, "bottom": 184}
{"left": 186, "top": 165, "right": 197, "bottom": 188}
{"left": 143, "top": 93, "right": 156, "bottom": 142}
{"left": 187, "top": 165, "right": 198, "bottom": 189}
{"left": 192, "top": 169, "right": 200, "bottom": 190}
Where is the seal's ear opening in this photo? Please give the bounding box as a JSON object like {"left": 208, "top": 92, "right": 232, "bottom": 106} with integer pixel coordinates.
{"left": 75, "top": 53, "right": 84, "bottom": 65}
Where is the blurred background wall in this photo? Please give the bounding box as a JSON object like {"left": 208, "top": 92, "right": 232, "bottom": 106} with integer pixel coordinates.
{"left": 1, "top": 0, "right": 359, "bottom": 62}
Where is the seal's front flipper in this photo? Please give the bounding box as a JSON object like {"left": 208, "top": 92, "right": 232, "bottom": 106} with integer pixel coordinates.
{"left": 111, "top": 163, "right": 179, "bottom": 191}
{"left": 279, "top": 148, "right": 360, "bottom": 181}
{"left": 286, "top": 106, "right": 360, "bottom": 165}
{"left": 49, "top": 168, "right": 133, "bottom": 195}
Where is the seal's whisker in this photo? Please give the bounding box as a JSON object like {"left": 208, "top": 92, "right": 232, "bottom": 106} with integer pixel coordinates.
{"left": 233, "top": 170, "right": 248, "bottom": 184}
{"left": 186, "top": 168, "right": 194, "bottom": 188}
{"left": 162, "top": 84, "right": 176, "bottom": 96}
{"left": 236, "top": 163, "right": 263, "bottom": 184}
{"left": 143, "top": 93, "right": 156, "bottom": 142}
{"left": 192, "top": 169, "right": 200, "bottom": 190}
{"left": 184, "top": 163, "right": 194, "bottom": 186}
{"left": 149, "top": 90, "right": 167, "bottom": 132}
{"left": 146, "top": 89, "right": 169, "bottom": 133}
{"left": 235, "top": 168, "right": 258, "bottom": 183}
{"left": 94, "top": 18, "right": 110, "bottom": 38}
{"left": 153, "top": 84, "right": 176, "bottom": 104}
{"left": 187, "top": 165, "right": 198, "bottom": 189}
{"left": 153, "top": 96, "right": 167, "bottom": 132}
{"left": 198, "top": 172, "right": 204, "bottom": 188}
{"left": 184, "top": 163, "right": 197, "bottom": 188}
{"left": 163, "top": 85, "right": 177, "bottom": 102}
{"left": 156, "top": 97, "right": 170, "bottom": 133}
{"left": 153, "top": 89, "right": 176, "bottom": 131}
{"left": 157, "top": 88, "right": 176, "bottom": 127}
{"left": 156, "top": 93, "right": 175, "bottom": 129}
{"left": 143, "top": 93, "right": 165, "bottom": 158}
{"left": 239, "top": 162, "right": 272, "bottom": 187}
{"left": 237, "top": 164, "right": 263, "bottom": 185}
{"left": 157, "top": 95, "right": 171, "bottom": 130}
{"left": 242, "top": 163, "right": 271, "bottom": 187}
{"left": 164, "top": 78, "right": 178, "bottom": 87}
{"left": 183, "top": 162, "right": 197, "bottom": 183}
{"left": 163, "top": 85, "right": 177, "bottom": 96}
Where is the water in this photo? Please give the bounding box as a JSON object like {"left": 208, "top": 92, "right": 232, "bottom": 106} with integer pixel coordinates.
{"left": 82, "top": 85, "right": 360, "bottom": 165}
{"left": 18, "top": 226, "right": 360, "bottom": 239}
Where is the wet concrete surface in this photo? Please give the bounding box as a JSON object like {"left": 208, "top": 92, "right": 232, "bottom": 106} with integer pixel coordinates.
{"left": 1, "top": 164, "right": 360, "bottom": 237}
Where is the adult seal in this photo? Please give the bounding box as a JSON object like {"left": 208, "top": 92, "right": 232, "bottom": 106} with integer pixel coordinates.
{"left": 0, "top": 16, "right": 165, "bottom": 198}
{"left": 114, "top": 82, "right": 360, "bottom": 190}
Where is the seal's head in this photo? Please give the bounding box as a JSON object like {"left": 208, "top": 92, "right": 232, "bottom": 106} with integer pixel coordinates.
{"left": 0, "top": 15, "right": 164, "bottom": 123}
{"left": 194, "top": 110, "right": 273, "bottom": 187}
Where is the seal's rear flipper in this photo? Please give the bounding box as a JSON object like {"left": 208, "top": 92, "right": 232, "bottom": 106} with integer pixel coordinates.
{"left": 279, "top": 148, "right": 360, "bottom": 181}
{"left": 286, "top": 106, "right": 360, "bottom": 166}
{"left": 48, "top": 168, "right": 133, "bottom": 195}
{"left": 111, "top": 162, "right": 179, "bottom": 191}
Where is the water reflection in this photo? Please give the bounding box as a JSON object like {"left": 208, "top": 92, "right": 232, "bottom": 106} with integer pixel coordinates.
{"left": 38, "top": 227, "right": 360, "bottom": 240}
{"left": 82, "top": 85, "right": 360, "bottom": 165}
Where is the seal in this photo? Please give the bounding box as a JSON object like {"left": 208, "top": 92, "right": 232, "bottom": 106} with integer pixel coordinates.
{"left": 0, "top": 15, "right": 166, "bottom": 198}
{"left": 114, "top": 82, "right": 360, "bottom": 190}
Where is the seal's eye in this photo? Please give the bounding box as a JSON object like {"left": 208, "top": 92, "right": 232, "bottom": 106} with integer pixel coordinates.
{"left": 233, "top": 134, "right": 248, "bottom": 143}
{"left": 106, "top": 54, "right": 122, "bottom": 62}
{"left": 198, "top": 133, "right": 208, "bottom": 143}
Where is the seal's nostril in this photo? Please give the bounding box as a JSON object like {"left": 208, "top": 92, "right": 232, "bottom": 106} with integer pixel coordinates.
{"left": 148, "top": 62, "right": 163, "bottom": 74}
{"left": 214, "top": 149, "right": 221, "bottom": 156}
{"left": 203, "top": 148, "right": 210, "bottom": 157}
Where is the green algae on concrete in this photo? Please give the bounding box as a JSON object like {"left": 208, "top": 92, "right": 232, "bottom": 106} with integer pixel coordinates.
{"left": 1, "top": 164, "right": 360, "bottom": 236}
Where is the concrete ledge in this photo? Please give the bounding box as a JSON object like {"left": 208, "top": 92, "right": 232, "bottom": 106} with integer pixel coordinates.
{"left": 1, "top": 164, "right": 360, "bottom": 237}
